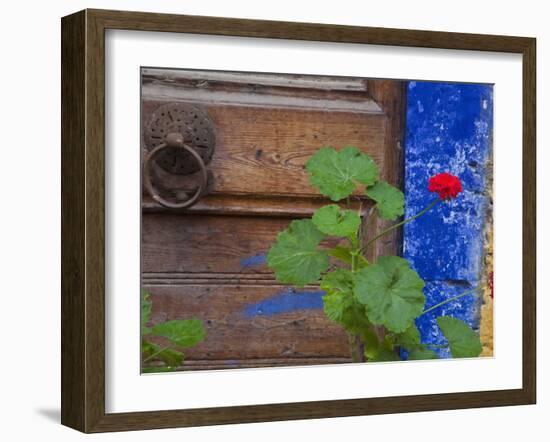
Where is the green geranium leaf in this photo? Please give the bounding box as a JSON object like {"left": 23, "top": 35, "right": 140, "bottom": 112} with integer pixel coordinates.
{"left": 354, "top": 256, "right": 425, "bottom": 333}
{"left": 356, "top": 255, "right": 370, "bottom": 269}
{"left": 142, "top": 341, "right": 184, "bottom": 367}
{"left": 141, "top": 289, "right": 152, "bottom": 335}
{"left": 156, "top": 347, "right": 184, "bottom": 367}
{"left": 321, "top": 269, "right": 371, "bottom": 333}
{"left": 407, "top": 346, "right": 439, "bottom": 360}
{"left": 323, "top": 291, "right": 353, "bottom": 325}
{"left": 327, "top": 246, "right": 369, "bottom": 268}
{"left": 141, "top": 339, "right": 157, "bottom": 357}
{"left": 327, "top": 246, "right": 353, "bottom": 264}
{"left": 267, "top": 219, "right": 329, "bottom": 287}
{"left": 312, "top": 204, "right": 361, "bottom": 238}
{"left": 321, "top": 269, "right": 355, "bottom": 324}
{"left": 366, "top": 181, "right": 405, "bottom": 221}
{"left": 142, "top": 366, "right": 176, "bottom": 374}
{"left": 152, "top": 319, "right": 206, "bottom": 348}
{"left": 306, "top": 146, "right": 379, "bottom": 201}
{"left": 437, "top": 316, "right": 483, "bottom": 358}
{"left": 394, "top": 324, "right": 421, "bottom": 351}
{"left": 368, "top": 348, "right": 401, "bottom": 362}
{"left": 320, "top": 268, "right": 354, "bottom": 295}
{"left": 323, "top": 292, "right": 372, "bottom": 335}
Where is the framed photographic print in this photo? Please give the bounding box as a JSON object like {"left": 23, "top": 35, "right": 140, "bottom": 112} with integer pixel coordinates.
{"left": 61, "top": 9, "right": 536, "bottom": 433}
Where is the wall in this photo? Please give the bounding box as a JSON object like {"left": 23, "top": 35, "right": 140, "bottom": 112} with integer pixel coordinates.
{"left": 404, "top": 81, "right": 493, "bottom": 357}
{"left": 0, "top": 1, "right": 546, "bottom": 442}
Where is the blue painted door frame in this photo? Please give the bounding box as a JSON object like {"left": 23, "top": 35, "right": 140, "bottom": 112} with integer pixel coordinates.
{"left": 404, "top": 81, "right": 493, "bottom": 357}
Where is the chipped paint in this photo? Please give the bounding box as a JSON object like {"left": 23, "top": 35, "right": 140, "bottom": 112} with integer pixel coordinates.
{"left": 243, "top": 289, "right": 324, "bottom": 318}
{"left": 404, "top": 81, "right": 493, "bottom": 358}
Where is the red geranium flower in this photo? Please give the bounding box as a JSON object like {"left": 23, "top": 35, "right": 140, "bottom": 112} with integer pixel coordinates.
{"left": 428, "top": 172, "right": 462, "bottom": 200}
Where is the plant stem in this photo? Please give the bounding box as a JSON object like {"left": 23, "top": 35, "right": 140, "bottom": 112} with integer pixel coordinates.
{"left": 361, "top": 199, "right": 440, "bottom": 253}
{"left": 348, "top": 333, "right": 359, "bottom": 362}
{"left": 420, "top": 287, "right": 481, "bottom": 316}
{"left": 355, "top": 336, "right": 366, "bottom": 362}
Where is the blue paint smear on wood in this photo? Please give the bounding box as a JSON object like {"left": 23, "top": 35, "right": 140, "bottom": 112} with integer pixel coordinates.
{"left": 403, "top": 81, "right": 492, "bottom": 358}
{"left": 240, "top": 253, "right": 266, "bottom": 268}
{"left": 243, "top": 289, "right": 325, "bottom": 318}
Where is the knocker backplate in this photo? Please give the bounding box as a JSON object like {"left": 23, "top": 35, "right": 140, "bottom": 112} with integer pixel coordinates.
{"left": 144, "top": 103, "right": 216, "bottom": 175}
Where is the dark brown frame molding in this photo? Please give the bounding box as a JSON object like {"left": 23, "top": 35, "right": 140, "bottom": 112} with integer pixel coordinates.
{"left": 61, "top": 8, "right": 536, "bottom": 433}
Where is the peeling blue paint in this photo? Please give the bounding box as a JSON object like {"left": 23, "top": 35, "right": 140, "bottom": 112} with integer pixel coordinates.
{"left": 240, "top": 253, "right": 267, "bottom": 268}
{"left": 243, "top": 289, "right": 325, "bottom": 318}
{"left": 413, "top": 282, "right": 481, "bottom": 359}
{"left": 404, "top": 81, "right": 492, "bottom": 358}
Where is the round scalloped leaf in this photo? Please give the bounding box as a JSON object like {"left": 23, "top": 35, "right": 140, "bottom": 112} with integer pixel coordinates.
{"left": 321, "top": 269, "right": 370, "bottom": 331}
{"left": 320, "top": 268, "right": 354, "bottom": 295}
{"left": 368, "top": 348, "right": 401, "bottom": 362}
{"left": 312, "top": 204, "right": 361, "bottom": 238}
{"left": 306, "top": 146, "right": 379, "bottom": 201}
{"left": 407, "top": 346, "right": 438, "bottom": 360}
{"left": 267, "top": 219, "right": 329, "bottom": 287}
{"left": 394, "top": 324, "right": 421, "bottom": 351}
{"left": 322, "top": 291, "right": 371, "bottom": 333}
{"left": 354, "top": 256, "right": 425, "bottom": 333}
{"left": 437, "top": 316, "right": 483, "bottom": 358}
{"left": 151, "top": 319, "right": 206, "bottom": 348}
{"left": 366, "top": 181, "right": 405, "bottom": 221}
{"left": 142, "top": 341, "right": 184, "bottom": 368}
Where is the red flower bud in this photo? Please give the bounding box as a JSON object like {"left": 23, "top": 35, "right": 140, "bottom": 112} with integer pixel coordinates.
{"left": 428, "top": 172, "right": 462, "bottom": 200}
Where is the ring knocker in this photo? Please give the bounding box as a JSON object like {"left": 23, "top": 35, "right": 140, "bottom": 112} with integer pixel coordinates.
{"left": 143, "top": 103, "right": 216, "bottom": 209}
{"left": 143, "top": 133, "right": 208, "bottom": 209}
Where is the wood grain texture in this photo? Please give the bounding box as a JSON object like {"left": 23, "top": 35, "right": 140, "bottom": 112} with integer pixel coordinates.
{"left": 61, "top": 9, "right": 108, "bottom": 432}
{"left": 171, "top": 357, "right": 351, "bottom": 370}
{"left": 364, "top": 80, "right": 407, "bottom": 260}
{"left": 144, "top": 284, "right": 350, "bottom": 363}
{"left": 86, "top": 10, "right": 107, "bottom": 432}
{"left": 90, "top": 8, "right": 532, "bottom": 52}
{"left": 142, "top": 68, "right": 373, "bottom": 92}
{"left": 142, "top": 213, "right": 343, "bottom": 274}
{"left": 522, "top": 38, "right": 537, "bottom": 403}
{"left": 142, "top": 71, "right": 381, "bottom": 113}
{"left": 61, "top": 8, "right": 536, "bottom": 433}
{"left": 141, "top": 100, "right": 387, "bottom": 198}
{"left": 142, "top": 193, "right": 370, "bottom": 217}
{"left": 141, "top": 70, "right": 403, "bottom": 369}
{"left": 61, "top": 10, "right": 86, "bottom": 431}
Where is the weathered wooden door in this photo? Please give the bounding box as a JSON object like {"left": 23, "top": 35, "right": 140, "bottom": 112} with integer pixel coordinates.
{"left": 141, "top": 68, "right": 405, "bottom": 370}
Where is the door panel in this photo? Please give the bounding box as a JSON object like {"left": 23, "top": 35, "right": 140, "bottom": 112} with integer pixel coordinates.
{"left": 146, "top": 285, "right": 350, "bottom": 364}
{"left": 141, "top": 68, "right": 405, "bottom": 370}
{"left": 142, "top": 214, "right": 343, "bottom": 274}
{"left": 142, "top": 100, "right": 387, "bottom": 198}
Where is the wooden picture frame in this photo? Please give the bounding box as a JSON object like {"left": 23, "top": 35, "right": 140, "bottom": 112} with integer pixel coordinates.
{"left": 61, "top": 8, "right": 536, "bottom": 433}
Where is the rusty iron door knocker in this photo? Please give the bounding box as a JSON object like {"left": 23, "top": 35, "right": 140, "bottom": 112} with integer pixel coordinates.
{"left": 143, "top": 103, "right": 216, "bottom": 209}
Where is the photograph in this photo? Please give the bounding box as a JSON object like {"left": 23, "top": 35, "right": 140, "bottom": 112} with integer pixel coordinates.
{"left": 140, "top": 68, "right": 494, "bottom": 373}
{"left": 0, "top": 0, "right": 543, "bottom": 438}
